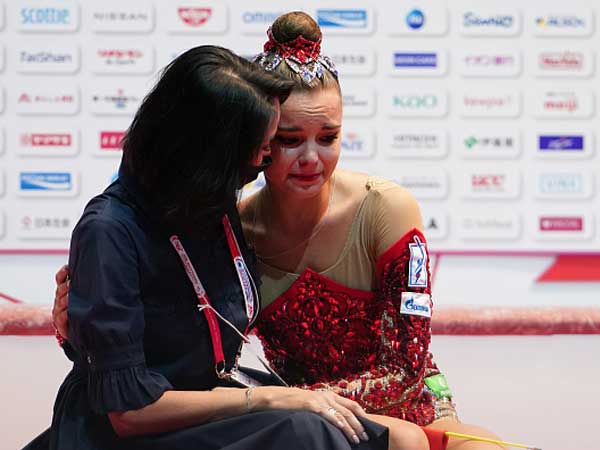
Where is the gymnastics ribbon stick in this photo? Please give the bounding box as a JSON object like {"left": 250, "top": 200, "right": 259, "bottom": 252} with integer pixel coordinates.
{"left": 421, "top": 428, "right": 542, "bottom": 450}
{"left": 445, "top": 431, "right": 541, "bottom": 450}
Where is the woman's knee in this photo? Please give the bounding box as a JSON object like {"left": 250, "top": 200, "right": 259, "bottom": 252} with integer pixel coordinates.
{"left": 389, "top": 421, "right": 429, "bottom": 450}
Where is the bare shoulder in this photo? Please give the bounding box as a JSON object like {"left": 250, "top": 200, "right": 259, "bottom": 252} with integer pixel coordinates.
{"left": 237, "top": 190, "right": 261, "bottom": 233}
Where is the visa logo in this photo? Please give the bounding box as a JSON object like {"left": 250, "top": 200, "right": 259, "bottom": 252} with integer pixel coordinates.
{"left": 20, "top": 172, "right": 72, "bottom": 191}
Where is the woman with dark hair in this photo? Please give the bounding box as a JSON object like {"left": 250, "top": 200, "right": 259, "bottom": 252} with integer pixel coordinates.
{"left": 26, "top": 45, "right": 388, "bottom": 450}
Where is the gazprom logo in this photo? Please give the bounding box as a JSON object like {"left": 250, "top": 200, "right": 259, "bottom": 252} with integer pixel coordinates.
{"left": 317, "top": 9, "right": 368, "bottom": 29}
{"left": 406, "top": 9, "right": 425, "bottom": 29}
{"left": 20, "top": 172, "right": 72, "bottom": 191}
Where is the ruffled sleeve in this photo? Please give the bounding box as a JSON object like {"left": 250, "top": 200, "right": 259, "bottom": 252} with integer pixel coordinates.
{"left": 68, "top": 215, "right": 172, "bottom": 414}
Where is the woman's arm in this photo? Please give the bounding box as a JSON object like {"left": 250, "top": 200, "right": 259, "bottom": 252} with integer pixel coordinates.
{"left": 110, "top": 386, "right": 370, "bottom": 443}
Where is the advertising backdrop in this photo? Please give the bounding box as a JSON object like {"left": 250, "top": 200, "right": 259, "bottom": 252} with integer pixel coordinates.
{"left": 0, "top": 0, "right": 599, "bottom": 253}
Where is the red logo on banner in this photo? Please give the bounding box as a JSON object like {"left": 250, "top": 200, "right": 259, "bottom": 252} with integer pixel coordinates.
{"left": 178, "top": 7, "right": 212, "bottom": 26}
{"left": 100, "top": 131, "right": 125, "bottom": 150}
{"left": 21, "top": 133, "right": 72, "bottom": 147}
{"left": 472, "top": 174, "right": 505, "bottom": 187}
{"left": 539, "top": 216, "right": 583, "bottom": 232}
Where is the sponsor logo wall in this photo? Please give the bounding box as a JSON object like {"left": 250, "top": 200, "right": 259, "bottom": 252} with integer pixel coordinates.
{"left": 0, "top": 0, "right": 598, "bottom": 253}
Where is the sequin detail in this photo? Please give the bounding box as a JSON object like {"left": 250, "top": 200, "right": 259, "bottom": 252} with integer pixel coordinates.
{"left": 255, "top": 229, "right": 451, "bottom": 426}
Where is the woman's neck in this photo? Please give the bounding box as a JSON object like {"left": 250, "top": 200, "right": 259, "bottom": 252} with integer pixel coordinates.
{"left": 261, "top": 176, "right": 335, "bottom": 237}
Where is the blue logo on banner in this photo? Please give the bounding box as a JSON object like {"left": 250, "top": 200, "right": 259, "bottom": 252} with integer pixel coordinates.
{"left": 20, "top": 172, "right": 72, "bottom": 191}
{"left": 406, "top": 9, "right": 425, "bottom": 29}
{"left": 394, "top": 53, "right": 437, "bottom": 68}
{"left": 463, "top": 12, "right": 514, "bottom": 28}
{"left": 539, "top": 135, "right": 584, "bottom": 151}
{"left": 21, "top": 8, "right": 70, "bottom": 25}
{"left": 242, "top": 11, "right": 282, "bottom": 24}
{"left": 317, "top": 9, "right": 368, "bottom": 29}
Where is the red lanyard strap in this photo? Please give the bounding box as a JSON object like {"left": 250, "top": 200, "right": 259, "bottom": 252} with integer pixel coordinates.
{"left": 169, "top": 214, "right": 257, "bottom": 376}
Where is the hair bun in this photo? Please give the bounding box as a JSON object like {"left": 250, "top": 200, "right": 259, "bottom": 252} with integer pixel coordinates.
{"left": 271, "top": 11, "right": 322, "bottom": 44}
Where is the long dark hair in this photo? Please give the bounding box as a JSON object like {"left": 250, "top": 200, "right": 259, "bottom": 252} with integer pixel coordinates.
{"left": 121, "top": 45, "right": 293, "bottom": 231}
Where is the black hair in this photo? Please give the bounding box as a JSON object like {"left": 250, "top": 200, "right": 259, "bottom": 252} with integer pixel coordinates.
{"left": 121, "top": 45, "right": 293, "bottom": 232}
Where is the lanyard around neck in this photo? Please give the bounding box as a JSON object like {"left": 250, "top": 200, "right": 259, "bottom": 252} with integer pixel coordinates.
{"left": 169, "top": 214, "right": 258, "bottom": 376}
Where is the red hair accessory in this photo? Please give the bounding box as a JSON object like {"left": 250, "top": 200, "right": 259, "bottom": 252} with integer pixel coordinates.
{"left": 263, "top": 27, "right": 322, "bottom": 64}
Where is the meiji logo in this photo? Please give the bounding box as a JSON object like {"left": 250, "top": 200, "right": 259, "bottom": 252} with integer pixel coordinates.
{"left": 463, "top": 12, "right": 514, "bottom": 28}
{"left": 539, "top": 52, "right": 583, "bottom": 70}
{"left": 539, "top": 135, "right": 584, "bottom": 151}
{"left": 394, "top": 52, "right": 437, "bottom": 67}
{"left": 535, "top": 15, "right": 586, "bottom": 28}
{"left": 178, "top": 7, "right": 211, "bottom": 27}
{"left": 21, "top": 133, "right": 71, "bottom": 147}
{"left": 21, "top": 7, "right": 70, "bottom": 25}
{"left": 20, "top": 172, "right": 72, "bottom": 191}
{"left": 317, "top": 9, "right": 368, "bottom": 29}
{"left": 242, "top": 11, "right": 281, "bottom": 24}
{"left": 406, "top": 9, "right": 425, "bottom": 29}
{"left": 539, "top": 217, "right": 583, "bottom": 232}
{"left": 543, "top": 92, "right": 579, "bottom": 112}
{"left": 100, "top": 131, "right": 125, "bottom": 150}
{"left": 539, "top": 174, "right": 583, "bottom": 194}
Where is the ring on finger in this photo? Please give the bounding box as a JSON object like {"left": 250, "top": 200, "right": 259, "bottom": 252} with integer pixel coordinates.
{"left": 326, "top": 406, "right": 338, "bottom": 416}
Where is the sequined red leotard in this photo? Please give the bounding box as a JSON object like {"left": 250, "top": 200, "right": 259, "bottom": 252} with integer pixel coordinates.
{"left": 253, "top": 178, "right": 457, "bottom": 426}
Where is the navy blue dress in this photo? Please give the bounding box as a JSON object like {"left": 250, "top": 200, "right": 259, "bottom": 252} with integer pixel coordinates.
{"left": 24, "top": 169, "right": 388, "bottom": 450}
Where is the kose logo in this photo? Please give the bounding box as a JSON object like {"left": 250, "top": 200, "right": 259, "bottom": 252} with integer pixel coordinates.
{"left": 463, "top": 12, "right": 513, "bottom": 28}
{"left": 394, "top": 53, "right": 437, "bottom": 68}
{"left": 20, "top": 172, "right": 72, "bottom": 191}
{"left": 539, "top": 217, "right": 583, "bottom": 232}
{"left": 178, "top": 7, "right": 211, "bottom": 27}
{"left": 21, "top": 7, "right": 70, "bottom": 25}
{"left": 539, "top": 135, "right": 584, "bottom": 151}
{"left": 21, "top": 133, "right": 71, "bottom": 147}
{"left": 317, "top": 9, "right": 368, "bottom": 29}
{"left": 100, "top": 131, "right": 125, "bottom": 150}
{"left": 406, "top": 9, "right": 425, "bottom": 29}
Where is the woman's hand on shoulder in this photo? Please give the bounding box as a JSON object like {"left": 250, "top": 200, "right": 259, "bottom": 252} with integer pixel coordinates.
{"left": 52, "top": 264, "right": 70, "bottom": 340}
{"left": 251, "top": 386, "right": 370, "bottom": 444}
